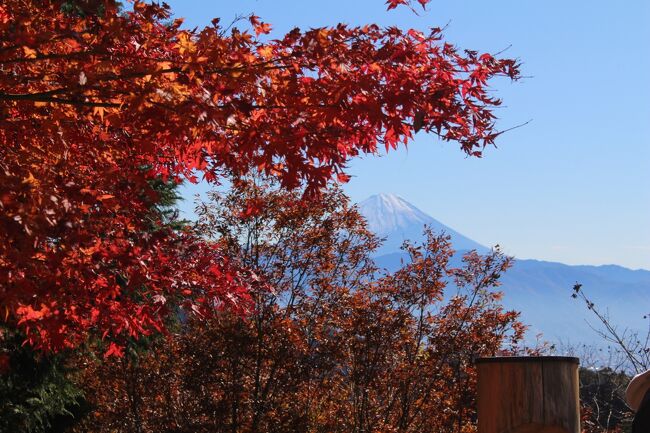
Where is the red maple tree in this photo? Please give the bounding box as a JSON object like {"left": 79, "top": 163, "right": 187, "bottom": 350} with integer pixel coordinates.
{"left": 71, "top": 180, "right": 526, "bottom": 433}
{"left": 0, "top": 0, "right": 520, "bottom": 353}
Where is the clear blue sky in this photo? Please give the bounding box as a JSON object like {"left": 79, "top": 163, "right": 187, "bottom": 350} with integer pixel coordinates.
{"left": 170, "top": 0, "right": 650, "bottom": 270}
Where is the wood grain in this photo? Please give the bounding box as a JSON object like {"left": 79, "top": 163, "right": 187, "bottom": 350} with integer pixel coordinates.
{"left": 476, "top": 357, "right": 580, "bottom": 433}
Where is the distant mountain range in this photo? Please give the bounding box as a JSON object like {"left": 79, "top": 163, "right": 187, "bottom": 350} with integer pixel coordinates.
{"left": 358, "top": 193, "right": 650, "bottom": 346}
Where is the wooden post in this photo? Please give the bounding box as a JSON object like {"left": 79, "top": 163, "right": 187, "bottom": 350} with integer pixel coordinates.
{"left": 476, "top": 356, "right": 580, "bottom": 433}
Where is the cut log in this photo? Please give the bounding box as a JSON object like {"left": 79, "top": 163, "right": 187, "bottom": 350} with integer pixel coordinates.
{"left": 476, "top": 356, "right": 580, "bottom": 433}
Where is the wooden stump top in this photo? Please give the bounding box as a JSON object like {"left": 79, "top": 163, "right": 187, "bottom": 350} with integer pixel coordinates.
{"left": 475, "top": 356, "right": 579, "bottom": 364}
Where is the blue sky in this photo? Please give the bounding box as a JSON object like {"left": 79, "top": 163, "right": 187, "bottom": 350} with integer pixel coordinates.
{"left": 169, "top": 0, "right": 650, "bottom": 270}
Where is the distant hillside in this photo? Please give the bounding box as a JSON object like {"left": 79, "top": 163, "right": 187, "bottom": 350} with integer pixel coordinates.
{"left": 358, "top": 194, "right": 650, "bottom": 346}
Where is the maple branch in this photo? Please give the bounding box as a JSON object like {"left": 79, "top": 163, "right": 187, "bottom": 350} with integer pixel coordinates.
{"left": 0, "top": 29, "right": 96, "bottom": 55}
{"left": 0, "top": 92, "right": 119, "bottom": 107}
{"left": 0, "top": 49, "right": 103, "bottom": 65}
{"left": 492, "top": 118, "right": 533, "bottom": 137}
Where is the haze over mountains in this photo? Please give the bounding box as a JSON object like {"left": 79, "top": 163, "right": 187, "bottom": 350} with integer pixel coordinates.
{"left": 358, "top": 194, "right": 650, "bottom": 346}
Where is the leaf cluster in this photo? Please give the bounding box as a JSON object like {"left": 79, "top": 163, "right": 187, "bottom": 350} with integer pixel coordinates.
{"left": 71, "top": 179, "right": 526, "bottom": 433}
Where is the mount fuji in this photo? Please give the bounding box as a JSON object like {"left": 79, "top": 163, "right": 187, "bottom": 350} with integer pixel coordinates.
{"left": 359, "top": 193, "right": 487, "bottom": 256}
{"left": 357, "top": 194, "right": 650, "bottom": 347}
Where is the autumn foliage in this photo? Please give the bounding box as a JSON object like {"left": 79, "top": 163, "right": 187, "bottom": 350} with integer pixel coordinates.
{"left": 1, "top": 0, "right": 519, "bottom": 354}
{"left": 69, "top": 180, "right": 526, "bottom": 433}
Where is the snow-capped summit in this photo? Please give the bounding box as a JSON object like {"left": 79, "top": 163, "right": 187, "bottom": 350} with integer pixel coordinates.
{"left": 357, "top": 193, "right": 487, "bottom": 255}
{"left": 358, "top": 193, "right": 431, "bottom": 235}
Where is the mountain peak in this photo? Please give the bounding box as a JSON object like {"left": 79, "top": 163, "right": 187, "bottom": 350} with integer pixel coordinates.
{"left": 373, "top": 192, "right": 402, "bottom": 202}
{"left": 359, "top": 194, "right": 430, "bottom": 235}
{"left": 358, "top": 193, "right": 487, "bottom": 254}
{"left": 369, "top": 193, "right": 418, "bottom": 213}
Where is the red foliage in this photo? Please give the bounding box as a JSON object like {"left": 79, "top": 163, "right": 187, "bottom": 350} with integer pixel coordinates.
{"left": 71, "top": 181, "right": 526, "bottom": 432}
{"left": 0, "top": 0, "right": 519, "bottom": 353}
{"left": 386, "top": 0, "right": 430, "bottom": 11}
